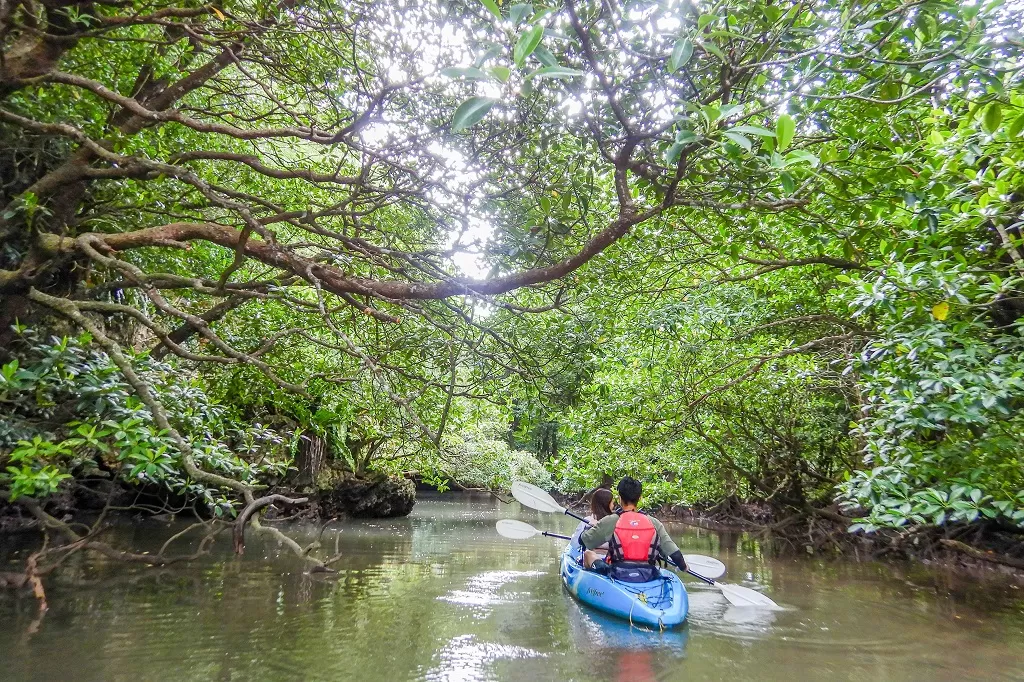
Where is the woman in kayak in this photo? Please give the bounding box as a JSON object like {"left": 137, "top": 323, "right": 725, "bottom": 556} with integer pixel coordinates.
{"left": 580, "top": 477, "right": 688, "bottom": 579}
{"left": 570, "top": 488, "right": 613, "bottom": 556}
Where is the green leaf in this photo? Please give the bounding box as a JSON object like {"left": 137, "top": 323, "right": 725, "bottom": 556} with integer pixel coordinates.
{"left": 784, "top": 149, "right": 818, "bottom": 167}
{"left": 530, "top": 7, "right": 556, "bottom": 24}
{"left": 675, "top": 130, "right": 699, "bottom": 144}
{"left": 718, "top": 103, "right": 743, "bottom": 120}
{"left": 510, "top": 3, "right": 533, "bottom": 25}
{"left": 731, "top": 125, "right": 775, "bottom": 138}
{"left": 525, "top": 66, "right": 584, "bottom": 80}
{"left": 514, "top": 25, "right": 545, "bottom": 68}
{"left": 1008, "top": 112, "right": 1024, "bottom": 138}
{"left": 479, "top": 0, "right": 502, "bottom": 20}
{"left": 488, "top": 66, "right": 512, "bottom": 83}
{"left": 780, "top": 172, "right": 795, "bottom": 195}
{"left": 668, "top": 38, "right": 693, "bottom": 73}
{"left": 877, "top": 81, "right": 901, "bottom": 102}
{"left": 982, "top": 102, "right": 1002, "bottom": 135}
{"left": 472, "top": 45, "right": 503, "bottom": 68}
{"left": 451, "top": 97, "right": 497, "bottom": 131}
{"left": 533, "top": 46, "right": 559, "bottom": 68}
{"left": 700, "top": 41, "right": 726, "bottom": 62}
{"left": 722, "top": 131, "right": 752, "bottom": 152}
{"left": 666, "top": 142, "right": 685, "bottom": 166}
{"left": 776, "top": 114, "right": 795, "bottom": 151}
{"left": 440, "top": 67, "right": 491, "bottom": 81}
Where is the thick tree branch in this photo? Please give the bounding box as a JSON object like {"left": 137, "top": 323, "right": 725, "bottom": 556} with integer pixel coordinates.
{"left": 32, "top": 211, "right": 653, "bottom": 300}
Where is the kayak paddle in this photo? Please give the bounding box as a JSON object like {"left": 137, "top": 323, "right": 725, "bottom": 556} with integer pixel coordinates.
{"left": 684, "top": 570, "right": 782, "bottom": 609}
{"left": 496, "top": 519, "right": 570, "bottom": 540}
{"left": 496, "top": 519, "right": 727, "bottom": 580}
{"left": 674, "top": 554, "right": 727, "bottom": 580}
{"left": 509, "top": 481, "right": 781, "bottom": 609}
{"left": 510, "top": 481, "right": 588, "bottom": 522}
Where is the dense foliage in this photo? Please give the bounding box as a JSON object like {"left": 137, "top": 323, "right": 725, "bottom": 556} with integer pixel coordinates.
{"left": 1, "top": 326, "right": 290, "bottom": 510}
{"left": 1, "top": 0, "right": 1022, "bottom": 555}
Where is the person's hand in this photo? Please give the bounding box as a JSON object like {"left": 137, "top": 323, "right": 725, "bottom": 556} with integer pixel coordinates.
{"left": 668, "top": 550, "right": 687, "bottom": 571}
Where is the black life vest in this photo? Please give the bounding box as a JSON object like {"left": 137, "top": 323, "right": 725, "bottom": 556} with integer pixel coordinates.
{"left": 607, "top": 511, "right": 659, "bottom": 564}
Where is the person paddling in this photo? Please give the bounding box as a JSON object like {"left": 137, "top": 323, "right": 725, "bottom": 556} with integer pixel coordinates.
{"left": 580, "top": 476, "right": 688, "bottom": 581}
{"left": 569, "top": 488, "right": 614, "bottom": 552}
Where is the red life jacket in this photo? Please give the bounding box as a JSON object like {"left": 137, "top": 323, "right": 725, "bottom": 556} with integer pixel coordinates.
{"left": 608, "top": 511, "right": 659, "bottom": 564}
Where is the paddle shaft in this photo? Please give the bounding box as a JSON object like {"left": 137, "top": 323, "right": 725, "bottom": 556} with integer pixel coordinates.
{"left": 543, "top": 531, "right": 571, "bottom": 540}
{"left": 682, "top": 567, "right": 779, "bottom": 608}
{"left": 657, "top": 554, "right": 714, "bottom": 583}
{"left": 685, "top": 568, "right": 716, "bottom": 585}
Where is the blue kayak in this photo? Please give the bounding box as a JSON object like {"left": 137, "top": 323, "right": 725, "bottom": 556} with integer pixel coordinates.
{"left": 559, "top": 545, "right": 688, "bottom": 629}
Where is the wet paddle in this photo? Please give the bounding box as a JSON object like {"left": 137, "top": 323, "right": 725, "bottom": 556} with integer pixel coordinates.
{"left": 509, "top": 481, "right": 781, "bottom": 609}
{"left": 496, "top": 519, "right": 570, "bottom": 541}
{"left": 679, "top": 566, "right": 782, "bottom": 608}
{"left": 510, "top": 481, "right": 588, "bottom": 522}
{"left": 496, "top": 519, "right": 728, "bottom": 580}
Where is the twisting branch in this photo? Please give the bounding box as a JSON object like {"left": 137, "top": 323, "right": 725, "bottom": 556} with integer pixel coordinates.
{"left": 687, "top": 334, "right": 861, "bottom": 410}
{"left": 233, "top": 494, "right": 309, "bottom": 555}
{"left": 1, "top": 492, "right": 224, "bottom": 567}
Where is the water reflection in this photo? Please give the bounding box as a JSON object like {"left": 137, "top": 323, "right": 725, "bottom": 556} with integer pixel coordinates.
{"left": 0, "top": 494, "right": 1021, "bottom": 682}
{"left": 566, "top": 598, "right": 688, "bottom": 653}
{"left": 423, "top": 635, "right": 547, "bottom": 682}
{"left": 439, "top": 570, "right": 546, "bottom": 616}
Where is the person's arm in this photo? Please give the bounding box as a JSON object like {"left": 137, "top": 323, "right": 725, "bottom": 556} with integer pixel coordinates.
{"left": 651, "top": 517, "right": 686, "bottom": 569}
{"left": 580, "top": 514, "right": 616, "bottom": 550}
{"left": 569, "top": 516, "right": 592, "bottom": 548}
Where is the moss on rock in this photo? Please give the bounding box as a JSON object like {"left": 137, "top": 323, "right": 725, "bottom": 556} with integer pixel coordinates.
{"left": 315, "top": 473, "right": 415, "bottom": 518}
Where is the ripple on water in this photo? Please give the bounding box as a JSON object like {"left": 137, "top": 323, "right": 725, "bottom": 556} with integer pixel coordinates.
{"left": 438, "top": 570, "right": 547, "bottom": 615}
{"left": 418, "top": 634, "right": 547, "bottom": 682}
{"left": 564, "top": 597, "right": 689, "bottom": 654}
{"left": 685, "top": 584, "right": 922, "bottom": 656}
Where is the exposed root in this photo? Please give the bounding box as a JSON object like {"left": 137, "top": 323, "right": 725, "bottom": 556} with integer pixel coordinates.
{"left": 939, "top": 539, "right": 1024, "bottom": 570}
{"left": 233, "top": 493, "right": 309, "bottom": 555}
{"left": 657, "top": 500, "right": 1024, "bottom": 578}
{"left": 0, "top": 490, "right": 226, "bottom": 618}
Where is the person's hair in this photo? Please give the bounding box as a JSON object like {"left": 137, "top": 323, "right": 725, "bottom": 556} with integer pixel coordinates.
{"left": 590, "top": 488, "right": 614, "bottom": 520}
{"left": 617, "top": 476, "right": 643, "bottom": 505}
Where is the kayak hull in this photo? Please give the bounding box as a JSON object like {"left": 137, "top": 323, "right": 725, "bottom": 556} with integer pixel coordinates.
{"left": 559, "top": 546, "right": 688, "bottom": 629}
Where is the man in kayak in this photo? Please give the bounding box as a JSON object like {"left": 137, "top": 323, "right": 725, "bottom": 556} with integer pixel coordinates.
{"left": 580, "top": 476, "right": 688, "bottom": 581}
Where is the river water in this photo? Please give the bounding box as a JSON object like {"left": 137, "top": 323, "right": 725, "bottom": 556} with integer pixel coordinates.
{"left": 1, "top": 494, "right": 1022, "bottom": 681}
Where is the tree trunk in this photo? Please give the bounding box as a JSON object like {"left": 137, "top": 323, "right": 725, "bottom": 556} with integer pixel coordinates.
{"left": 294, "top": 431, "right": 326, "bottom": 486}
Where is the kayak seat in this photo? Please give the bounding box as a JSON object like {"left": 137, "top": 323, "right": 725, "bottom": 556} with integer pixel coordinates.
{"left": 607, "top": 561, "right": 660, "bottom": 583}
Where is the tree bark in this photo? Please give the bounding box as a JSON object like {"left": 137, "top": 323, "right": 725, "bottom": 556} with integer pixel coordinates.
{"left": 294, "top": 432, "right": 327, "bottom": 487}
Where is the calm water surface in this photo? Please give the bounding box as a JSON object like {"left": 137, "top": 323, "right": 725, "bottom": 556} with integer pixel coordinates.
{"left": 1, "top": 495, "right": 1022, "bottom": 681}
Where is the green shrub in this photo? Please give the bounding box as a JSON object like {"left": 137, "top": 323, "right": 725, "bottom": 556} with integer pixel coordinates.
{"left": 0, "top": 327, "right": 292, "bottom": 513}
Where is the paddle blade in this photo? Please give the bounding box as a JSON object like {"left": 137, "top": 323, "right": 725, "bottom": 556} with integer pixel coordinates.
{"left": 495, "top": 519, "right": 540, "bottom": 540}
{"left": 683, "top": 555, "right": 726, "bottom": 580}
{"left": 510, "top": 481, "right": 566, "bottom": 514}
{"left": 717, "top": 582, "right": 782, "bottom": 609}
